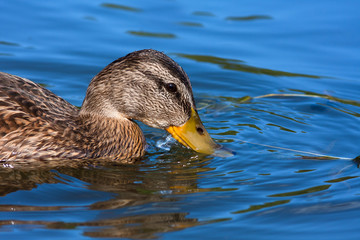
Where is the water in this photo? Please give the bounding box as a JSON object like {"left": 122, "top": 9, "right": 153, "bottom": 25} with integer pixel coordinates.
{"left": 1, "top": 0, "right": 360, "bottom": 239}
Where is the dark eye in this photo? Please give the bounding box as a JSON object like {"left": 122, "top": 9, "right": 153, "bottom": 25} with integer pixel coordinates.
{"left": 165, "top": 83, "right": 177, "bottom": 93}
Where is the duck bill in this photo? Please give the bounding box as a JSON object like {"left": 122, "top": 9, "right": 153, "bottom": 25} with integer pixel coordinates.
{"left": 166, "top": 108, "right": 220, "bottom": 155}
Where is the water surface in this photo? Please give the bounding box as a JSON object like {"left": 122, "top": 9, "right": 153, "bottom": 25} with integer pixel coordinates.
{"left": 1, "top": 0, "right": 360, "bottom": 239}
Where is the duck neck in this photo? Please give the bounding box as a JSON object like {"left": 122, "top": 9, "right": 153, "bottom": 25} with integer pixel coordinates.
{"left": 78, "top": 112, "right": 146, "bottom": 160}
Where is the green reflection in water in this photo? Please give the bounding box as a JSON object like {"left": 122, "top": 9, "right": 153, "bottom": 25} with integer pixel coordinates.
{"left": 232, "top": 200, "right": 290, "bottom": 214}
{"left": 175, "top": 53, "right": 322, "bottom": 78}
{"left": 192, "top": 11, "right": 215, "bottom": 17}
{"left": 269, "top": 184, "right": 331, "bottom": 197}
{"left": 266, "top": 123, "right": 297, "bottom": 133}
{"left": 228, "top": 170, "right": 244, "bottom": 174}
{"left": 208, "top": 126, "right": 229, "bottom": 130}
{"left": 204, "top": 218, "right": 232, "bottom": 224}
{"left": 236, "top": 124, "right": 261, "bottom": 131}
{"left": 226, "top": 15, "right": 272, "bottom": 21}
{"left": 0, "top": 41, "right": 20, "bottom": 46}
{"left": 38, "top": 83, "right": 50, "bottom": 88}
{"left": 295, "top": 169, "right": 316, "bottom": 173}
{"left": 101, "top": 3, "right": 142, "bottom": 12}
{"left": 220, "top": 96, "right": 252, "bottom": 104}
{"left": 215, "top": 130, "right": 238, "bottom": 136}
{"left": 325, "top": 176, "right": 359, "bottom": 183}
{"left": 178, "top": 21, "right": 204, "bottom": 27}
{"left": 127, "top": 31, "right": 176, "bottom": 39}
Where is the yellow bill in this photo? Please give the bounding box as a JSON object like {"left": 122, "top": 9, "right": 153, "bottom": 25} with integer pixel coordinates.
{"left": 166, "top": 108, "right": 220, "bottom": 155}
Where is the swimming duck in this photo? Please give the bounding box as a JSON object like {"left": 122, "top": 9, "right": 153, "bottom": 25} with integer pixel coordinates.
{"left": 0, "top": 49, "right": 220, "bottom": 161}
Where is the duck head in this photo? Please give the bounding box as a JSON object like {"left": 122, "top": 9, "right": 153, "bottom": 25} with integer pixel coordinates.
{"left": 80, "top": 49, "right": 220, "bottom": 155}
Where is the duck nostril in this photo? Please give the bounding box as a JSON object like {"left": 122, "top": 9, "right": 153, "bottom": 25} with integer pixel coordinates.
{"left": 196, "top": 127, "right": 204, "bottom": 135}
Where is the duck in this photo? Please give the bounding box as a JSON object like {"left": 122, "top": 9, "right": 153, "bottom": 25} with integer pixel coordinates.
{"left": 0, "top": 49, "right": 220, "bottom": 162}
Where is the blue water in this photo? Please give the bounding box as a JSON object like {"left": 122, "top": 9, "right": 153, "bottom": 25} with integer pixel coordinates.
{"left": 1, "top": 0, "right": 360, "bottom": 239}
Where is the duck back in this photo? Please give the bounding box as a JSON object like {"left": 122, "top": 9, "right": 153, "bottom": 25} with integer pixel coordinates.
{"left": 0, "top": 72, "right": 146, "bottom": 162}
{"left": 0, "top": 72, "right": 85, "bottom": 161}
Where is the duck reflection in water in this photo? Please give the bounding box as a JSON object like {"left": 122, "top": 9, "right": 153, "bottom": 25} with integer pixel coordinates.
{"left": 0, "top": 152, "right": 217, "bottom": 239}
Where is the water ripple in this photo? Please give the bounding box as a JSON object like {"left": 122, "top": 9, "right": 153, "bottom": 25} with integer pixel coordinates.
{"left": 175, "top": 53, "right": 323, "bottom": 78}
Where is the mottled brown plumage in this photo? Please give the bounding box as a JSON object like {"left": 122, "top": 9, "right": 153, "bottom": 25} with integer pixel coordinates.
{"left": 0, "top": 71, "right": 146, "bottom": 162}
{"left": 0, "top": 49, "right": 205, "bottom": 162}
{"left": 0, "top": 49, "right": 221, "bottom": 164}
